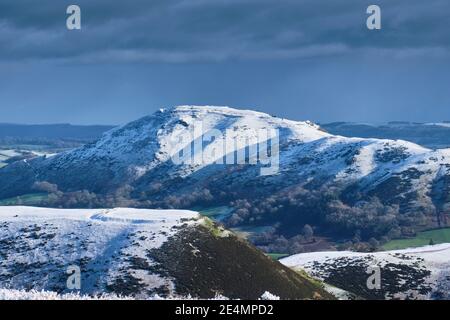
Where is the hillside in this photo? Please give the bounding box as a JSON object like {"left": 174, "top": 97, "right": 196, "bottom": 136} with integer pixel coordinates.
{"left": 0, "top": 206, "right": 331, "bottom": 300}
{"left": 281, "top": 244, "right": 450, "bottom": 300}
{"left": 0, "top": 106, "right": 449, "bottom": 249}
{"left": 322, "top": 122, "right": 450, "bottom": 149}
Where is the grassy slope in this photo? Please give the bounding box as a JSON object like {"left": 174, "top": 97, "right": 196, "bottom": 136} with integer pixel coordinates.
{"left": 382, "top": 228, "right": 450, "bottom": 250}
{"left": 267, "top": 253, "right": 290, "bottom": 261}
{"left": 0, "top": 193, "right": 48, "bottom": 206}
{"left": 194, "top": 206, "right": 234, "bottom": 222}
{"left": 148, "top": 219, "right": 334, "bottom": 300}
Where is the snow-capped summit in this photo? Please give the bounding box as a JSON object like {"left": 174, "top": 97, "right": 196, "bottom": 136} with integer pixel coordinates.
{"left": 0, "top": 105, "right": 449, "bottom": 236}
{"left": 0, "top": 105, "right": 330, "bottom": 196}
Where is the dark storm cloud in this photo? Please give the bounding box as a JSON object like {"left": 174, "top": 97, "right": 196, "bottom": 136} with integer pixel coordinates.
{"left": 0, "top": 0, "right": 449, "bottom": 63}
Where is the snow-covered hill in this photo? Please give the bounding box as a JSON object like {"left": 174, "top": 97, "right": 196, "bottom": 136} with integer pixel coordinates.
{"left": 0, "top": 149, "right": 46, "bottom": 168}
{"left": 281, "top": 244, "right": 450, "bottom": 300}
{"left": 0, "top": 206, "right": 331, "bottom": 300}
{"left": 0, "top": 106, "right": 327, "bottom": 194}
{"left": 0, "top": 106, "right": 449, "bottom": 240}
{"left": 0, "top": 206, "right": 198, "bottom": 298}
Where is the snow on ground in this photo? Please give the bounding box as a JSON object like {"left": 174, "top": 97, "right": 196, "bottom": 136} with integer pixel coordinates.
{"left": 0, "top": 149, "right": 53, "bottom": 168}
{"left": 0, "top": 288, "right": 133, "bottom": 300}
{"left": 0, "top": 288, "right": 281, "bottom": 300}
{"left": 152, "top": 105, "right": 330, "bottom": 177}
{"left": 49, "top": 105, "right": 331, "bottom": 181}
{"left": 282, "top": 243, "right": 450, "bottom": 268}
{"left": 0, "top": 206, "right": 200, "bottom": 298}
{"left": 2, "top": 106, "right": 449, "bottom": 221}
{"left": 0, "top": 149, "right": 21, "bottom": 158}
{"left": 425, "top": 122, "right": 450, "bottom": 128}
{"left": 0, "top": 150, "right": 20, "bottom": 167}
{"left": 281, "top": 244, "right": 450, "bottom": 299}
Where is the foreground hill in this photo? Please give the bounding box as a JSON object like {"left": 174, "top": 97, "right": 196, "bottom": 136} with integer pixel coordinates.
{"left": 0, "top": 106, "right": 449, "bottom": 247}
{"left": 0, "top": 206, "right": 331, "bottom": 299}
{"left": 281, "top": 244, "right": 450, "bottom": 300}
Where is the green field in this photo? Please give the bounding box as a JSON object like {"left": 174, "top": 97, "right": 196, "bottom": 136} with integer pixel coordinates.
{"left": 0, "top": 193, "right": 48, "bottom": 206}
{"left": 231, "top": 225, "right": 273, "bottom": 239}
{"left": 382, "top": 228, "right": 450, "bottom": 250}
{"left": 193, "top": 206, "right": 234, "bottom": 222}
{"left": 266, "top": 253, "right": 290, "bottom": 261}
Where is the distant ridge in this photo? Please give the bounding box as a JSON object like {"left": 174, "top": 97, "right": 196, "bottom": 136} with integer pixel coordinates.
{"left": 0, "top": 123, "right": 115, "bottom": 141}
{"left": 322, "top": 121, "right": 450, "bottom": 149}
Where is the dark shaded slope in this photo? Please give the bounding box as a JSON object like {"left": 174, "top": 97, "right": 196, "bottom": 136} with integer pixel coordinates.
{"left": 148, "top": 222, "right": 333, "bottom": 300}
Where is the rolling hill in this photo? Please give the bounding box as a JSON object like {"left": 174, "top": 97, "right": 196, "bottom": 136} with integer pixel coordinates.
{"left": 0, "top": 206, "right": 331, "bottom": 299}
{"left": 281, "top": 243, "right": 450, "bottom": 300}
{"left": 0, "top": 106, "right": 449, "bottom": 247}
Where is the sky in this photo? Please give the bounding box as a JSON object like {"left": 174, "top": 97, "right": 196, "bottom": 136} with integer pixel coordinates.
{"left": 0, "top": 0, "right": 450, "bottom": 125}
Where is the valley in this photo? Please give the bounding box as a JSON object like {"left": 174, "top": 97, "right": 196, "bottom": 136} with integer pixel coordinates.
{"left": 1, "top": 106, "right": 450, "bottom": 300}
{"left": 0, "top": 106, "right": 449, "bottom": 253}
{"left": 382, "top": 228, "right": 450, "bottom": 250}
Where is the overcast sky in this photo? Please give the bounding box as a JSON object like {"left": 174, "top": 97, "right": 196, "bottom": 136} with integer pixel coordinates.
{"left": 1, "top": 0, "right": 450, "bottom": 124}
